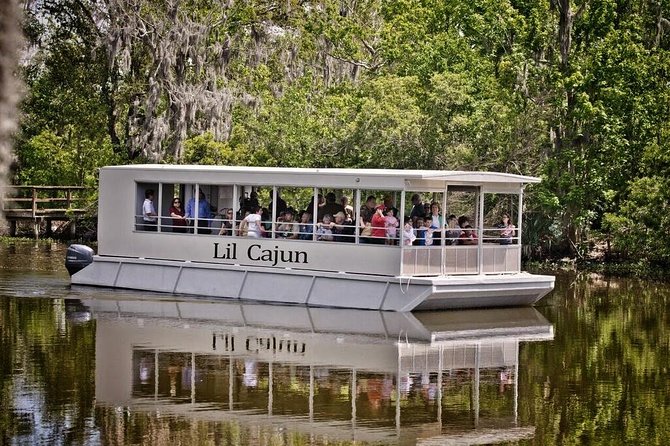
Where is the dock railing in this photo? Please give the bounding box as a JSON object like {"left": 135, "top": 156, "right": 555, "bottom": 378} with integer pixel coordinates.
{"left": 1, "top": 185, "right": 90, "bottom": 238}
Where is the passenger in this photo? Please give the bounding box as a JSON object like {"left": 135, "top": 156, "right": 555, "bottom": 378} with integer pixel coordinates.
{"left": 498, "top": 213, "right": 516, "bottom": 245}
{"left": 269, "top": 192, "right": 287, "bottom": 217}
{"left": 445, "top": 214, "right": 461, "bottom": 245}
{"left": 384, "top": 208, "right": 399, "bottom": 245}
{"left": 276, "top": 209, "right": 299, "bottom": 239}
{"left": 218, "top": 208, "right": 234, "bottom": 236}
{"left": 422, "top": 216, "right": 434, "bottom": 246}
{"left": 414, "top": 218, "right": 425, "bottom": 245}
{"left": 249, "top": 191, "right": 260, "bottom": 209}
{"left": 169, "top": 197, "right": 187, "bottom": 233}
{"left": 241, "top": 206, "right": 263, "bottom": 238}
{"left": 402, "top": 217, "right": 416, "bottom": 246}
{"left": 360, "top": 195, "right": 377, "bottom": 222}
{"left": 370, "top": 204, "right": 387, "bottom": 245}
{"left": 319, "top": 192, "right": 345, "bottom": 221}
{"left": 409, "top": 194, "right": 425, "bottom": 222}
{"left": 186, "top": 190, "right": 214, "bottom": 234}
{"left": 261, "top": 207, "right": 271, "bottom": 233}
{"left": 305, "top": 194, "right": 324, "bottom": 216}
{"left": 457, "top": 215, "right": 470, "bottom": 228}
{"left": 459, "top": 223, "right": 478, "bottom": 245}
{"left": 298, "top": 211, "right": 313, "bottom": 240}
{"left": 142, "top": 189, "right": 158, "bottom": 231}
{"left": 340, "top": 196, "right": 354, "bottom": 223}
{"left": 383, "top": 194, "right": 399, "bottom": 219}
{"left": 316, "top": 214, "right": 334, "bottom": 241}
{"left": 331, "top": 211, "right": 354, "bottom": 242}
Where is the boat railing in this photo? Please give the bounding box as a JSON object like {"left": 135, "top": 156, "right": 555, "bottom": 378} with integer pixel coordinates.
{"left": 140, "top": 215, "right": 392, "bottom": 244}
{"left": 134, "top": 215, "right": 521, "bottom": 276}
{"left": 401, "top": 227, "right": 522, "bottom": 276}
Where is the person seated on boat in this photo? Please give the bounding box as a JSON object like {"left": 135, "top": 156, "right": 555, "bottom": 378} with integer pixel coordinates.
{"left": 369, "top": 204, "right": 387, "bottom": 245}
{"left": 318, "top": 192, "right": 345, "bottom": 222}
{"left": 359, "top": 195, "right": 377, "bottom": 222}
{"left": 445, "top": 214, "right": 461, "bottom": 245}
{"left": 497, "top": 213, "right": 516, "bottom": 245}
{"left": 384, "top": 208, "right": 399, "bottom": 245}
{"left": 142, "top": 189, "right": 158, "bottom": 231}
{"left": 409, "top": 194, "right": 426, "bottom": 223}
{"left": 402, "top": 216, "right": 416, "bottom": 245}
{"left": 459, "top": 223, "right": 478, "bottom": 245}
{"left": 417, "top": 216, "right": 434, "bottom": 246}
{"left": 340, "top": 196, "right": 354, "bottom": 223}
{"left": 331, "top": 211, "right": 355, "bottom": 242}
{"left": 241, "top": 206, "right": 264, "bottom": 238}
{"left": 276, "top": 209, "right": 299, "bottom": 239}
{"left": 316, "top": 214, "right": 334, "bottom": 241}
{"left": 414, "top": 217, "right": 426, "bottom": 245}
{"left": 186, "top": 190, "right": 215, "bottom": 234}
{"left": 457, "top": 215, "right": 470, "bottom": 229}
{"left": 168, "top": 197, "right": 187, "bottom": 233}
{"left": 218, "top": 208, "right": 234, "bottom": 236}
{"left": 298, "top": 211, "right": 313, "bottom": 240}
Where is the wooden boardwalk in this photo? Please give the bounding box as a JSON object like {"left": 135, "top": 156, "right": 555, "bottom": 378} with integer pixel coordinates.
{"left": 1, "top": 186, "right": 90, "bottom": 239}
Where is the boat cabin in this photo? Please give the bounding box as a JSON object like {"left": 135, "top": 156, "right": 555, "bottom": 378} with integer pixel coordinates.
{"left": 101, "top": 165, "right": 537, "bottom": 278}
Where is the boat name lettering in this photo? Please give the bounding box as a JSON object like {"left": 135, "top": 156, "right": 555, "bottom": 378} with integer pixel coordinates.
{"left": 213, "top": 242, "right": 308, "bottom": 266}
{"left": 246, "top": 336, "right": 306, "bottom": 355}
{"left": 211, "top": 333, "right": 306, "bottom": 355}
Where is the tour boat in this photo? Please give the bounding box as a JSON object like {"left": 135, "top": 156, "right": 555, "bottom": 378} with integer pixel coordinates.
{"left": 82, "top": 293, "right": 553, "bottom": 443}
{"left": 68, "top": 164, "right": 555, "bottom": 310}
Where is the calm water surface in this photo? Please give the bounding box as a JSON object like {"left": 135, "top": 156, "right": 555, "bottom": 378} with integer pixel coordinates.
{"left": 0, "top": 241, "right": 669, "bottom": 445}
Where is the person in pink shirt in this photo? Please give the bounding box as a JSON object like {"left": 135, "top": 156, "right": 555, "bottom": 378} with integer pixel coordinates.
{"left": 384, "top": 208, "right": 399, "bottom": 245}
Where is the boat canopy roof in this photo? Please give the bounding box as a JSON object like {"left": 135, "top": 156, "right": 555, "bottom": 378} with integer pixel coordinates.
{"left": 104, "top": 164, "right": 540, "bottom": 192}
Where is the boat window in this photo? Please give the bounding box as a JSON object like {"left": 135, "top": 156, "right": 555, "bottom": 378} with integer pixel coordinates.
{"left": 446, "top": 188, "right": 480, "bottom": 242}
{"left": 181, "top": 184, "right": 219, "bottom": 235}
{"left": 273, "top": 186, "right": 313, "bottom": 240}
{"left": 483, "top": 193, "right": 519, "bottom": 244}
{"left": 161, "top": 183, "right": 187, "bottom": 233}
{"left": 403, "top": 191, "right": 445, "bottom": 246}
{"left": 135, "top": 182, "right": 159, "bottom": 232}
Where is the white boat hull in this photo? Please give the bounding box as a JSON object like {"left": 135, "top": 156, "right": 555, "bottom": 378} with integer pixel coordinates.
{"left": 72, "top": 256, "right": 555, "bottom": 311}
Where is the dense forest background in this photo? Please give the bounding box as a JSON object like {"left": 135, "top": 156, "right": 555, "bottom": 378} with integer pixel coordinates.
{"left": 11, "top": 0, "right": 670, "bottom": 265}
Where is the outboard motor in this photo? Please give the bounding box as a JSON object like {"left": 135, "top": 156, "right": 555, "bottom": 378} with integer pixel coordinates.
{"left": 65, "top": 244, "right": 94, "bottom": 276}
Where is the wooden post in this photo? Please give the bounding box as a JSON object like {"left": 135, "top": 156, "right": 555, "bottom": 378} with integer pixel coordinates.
{"left": 33, "top": 218, "right": 40, "bottom": 240}
{"left": 32, "top": 187, "right": 37, "bottom": 218}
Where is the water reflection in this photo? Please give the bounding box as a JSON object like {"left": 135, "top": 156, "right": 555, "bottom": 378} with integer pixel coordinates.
{"left": 83, "top": 296, "right": 553, "bottom": 445}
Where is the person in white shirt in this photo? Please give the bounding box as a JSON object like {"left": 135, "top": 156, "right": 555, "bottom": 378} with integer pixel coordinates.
{"left": 142, "top": 189, "right": 157, "bottom": 231}
{"left": 242, "top": 206, "right": 264, "bottom": 238}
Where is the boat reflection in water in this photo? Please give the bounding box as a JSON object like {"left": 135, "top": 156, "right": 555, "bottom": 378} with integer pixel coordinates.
{"left": 83, "top": 295, "right": 553, "bottom": 445}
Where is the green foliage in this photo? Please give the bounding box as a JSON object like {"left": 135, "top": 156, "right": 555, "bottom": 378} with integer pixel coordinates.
{"left": 14, "top": 0, "right": 670, "bottom": 266}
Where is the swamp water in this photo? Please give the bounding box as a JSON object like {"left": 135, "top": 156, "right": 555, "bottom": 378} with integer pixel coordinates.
{"left": 0, "top": 241, "right": 668, "bottom": 445}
